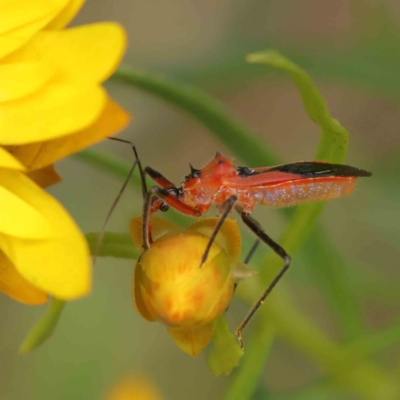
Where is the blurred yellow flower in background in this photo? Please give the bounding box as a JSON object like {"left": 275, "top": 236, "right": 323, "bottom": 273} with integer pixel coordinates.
{"left": 0, "top": 1, "right": 130, "bottom": 304}
{"left": 105, "top": 374, "right": 164, "bottom": 400}
{"left": 130, "top": 217, "right": 245, "bottom": 357}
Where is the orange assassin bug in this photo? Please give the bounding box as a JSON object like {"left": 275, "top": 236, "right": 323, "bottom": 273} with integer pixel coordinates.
{"left": 103, "top": 137, "right": 372, "bottom": 347}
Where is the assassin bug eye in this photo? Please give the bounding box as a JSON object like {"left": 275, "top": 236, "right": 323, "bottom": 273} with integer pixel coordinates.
{"left": 160, "top": 203, "right": 169, "bottom": 212}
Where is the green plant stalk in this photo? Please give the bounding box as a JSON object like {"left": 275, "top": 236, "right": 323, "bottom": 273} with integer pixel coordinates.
{"left": 113, "top": 66, "right": 280, "bottom": 167}
{"left": 223, "top": 308, "right": 274, "bottom": 400}
{"left": 301, "top": 228, "right": 363, "bottom": 342}
{"left": 20, "top": 298, "right": 65, "bottom": 353}
{"left": 238, "top": 284, "right": 399, "bottom": 400}
{"left": 86, "top": 232, "right": 141, "bottom": 259}
{"left": 348, "top": 322, "right": 400, "bottom": 358}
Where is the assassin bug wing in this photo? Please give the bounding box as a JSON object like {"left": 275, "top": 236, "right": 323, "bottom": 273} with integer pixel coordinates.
{"left": 221, "top": 161, "right": 372, "bottom": 209}
{"left": 222, "top": 161, "right": 372, "bottom": 188}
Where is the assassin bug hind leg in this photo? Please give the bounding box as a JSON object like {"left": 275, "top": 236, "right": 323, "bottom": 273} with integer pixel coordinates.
{"left": 235, "top": 210, "right": 291, "bottom": 349}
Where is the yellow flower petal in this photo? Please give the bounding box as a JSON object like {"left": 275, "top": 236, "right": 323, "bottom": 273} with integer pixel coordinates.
{"left": 7, "top": 98, "right": 130, "bottom": 170}
{"left": 0, "top": 183, "right": 51, "bottom": 239}
{"left": 0, "top": 250, "right": 48, "bottom": 305}
{"left": 0, "top": 170, "right": 90, "bottom": 299}
{"left": 27, "top": 164, "right": 62, "bottom": 188}
{"left": 188, "top": 218, "right": 242, "bottom": 264}
{"left": 0, "top": 61, "right": 52, "bottom": 101}
{"left": 0, "top": 0, "right": 67, "bottom": 58}
{"left": 0, "top": 147, "right": 25, "bottom": 170}
{"left": 105, "top": 375, "right": 164, "bottom": 400}
{"left": 29, "top": 23, "right": 127, "bottom": 84}
{"left": 0, "top": 81, "right": 106, "bottom": 145}
{"left": 168, "top": 321, "right": 216, "bottom": 357}
{"left": 46, "top": 0, "right": 85, "bottom": 29}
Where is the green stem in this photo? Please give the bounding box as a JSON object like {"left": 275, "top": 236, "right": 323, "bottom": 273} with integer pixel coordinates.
{"left": 223, "top": 308, "right": 274, "bottom": 400}
{"left": 239, "top": 285, "right": 400, "bottom": 400}
{"left": 113, "top": 66, "right": 280, "bottom": 167}
{"left": 86, "top": 232, "right": 140, "bottom": 259}
{"left": 348, "top": 322, "right": 400, "bottom": 358}
{"left": 20, "top": 298, "right": 65, "bottom": 353}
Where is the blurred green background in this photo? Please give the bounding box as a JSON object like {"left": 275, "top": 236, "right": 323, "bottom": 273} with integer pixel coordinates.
{"left": 1, "top": 1, "right": 400, "bottom": 399}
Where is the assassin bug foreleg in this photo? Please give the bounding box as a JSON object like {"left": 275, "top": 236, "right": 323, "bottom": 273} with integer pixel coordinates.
{"left": 98, "top": 139, "right": 372, "bottom": 348}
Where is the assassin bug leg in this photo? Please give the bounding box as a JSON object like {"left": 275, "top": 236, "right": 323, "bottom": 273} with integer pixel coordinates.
{"left": 233, "top": 239, "right": 261, "bottom": 293}
{"left": 199, "top": 195, "right": 238, "bottom": 267}
{"left": 141, "top": 184, "right": 202, "bottom": 250}
{"left": 145, "top": 166, "right": 176, "bottom": 189}
{"left": 235, "top": 210, "right": 291, "bottom": 349}
{"left": 244, "top": 239, "right": 261, "bottom": 265}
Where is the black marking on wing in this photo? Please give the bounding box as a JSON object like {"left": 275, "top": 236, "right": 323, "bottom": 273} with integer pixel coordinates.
{"left": 237, "top": 166, "right": 258, "bottom": 177}
{"left": 269, "top": 162, "right": 372, "bottom": 178}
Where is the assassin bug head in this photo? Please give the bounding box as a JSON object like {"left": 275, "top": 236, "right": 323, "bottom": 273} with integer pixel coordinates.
{"left": 182, "top": 152, "right": 236, "bottom": 191}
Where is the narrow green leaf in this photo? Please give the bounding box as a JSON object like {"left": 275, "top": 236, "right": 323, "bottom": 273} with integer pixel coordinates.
{"left": 301, "top": 228, "right": 364, "bottom": 341}
{"left": 113, "top": 66, "right": 280, "bottom": 167}
{"left": 247, "top": 49, "right": 349, "bottom": 163}
{"left": 86, "top": 232, "right": 140, "bottom": 259}
{"left": 348, "top": 322, "right": 400, "bottom": 358}
{"left": 20, "top": 298, "right": 65, "bottom": 353}
{"left": 238, "top": 285, "right": 400, "bottom": 400}
{"left": 222, "top": 309, "right": 274, "bottom": 400}
{"left": 207, "top": 315, "right": 244, "bottom": 376}
{"left": 259, "top": 380, "right": 344, "bottom": 400}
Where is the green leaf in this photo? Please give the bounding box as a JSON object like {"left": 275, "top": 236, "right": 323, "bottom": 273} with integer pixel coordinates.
{"left": 348, "top": 322, "right": 400, "bottom": 358}
{"left": 20, "top": 298, "right": 65, "bottom": 353}
{"left": 222, "top": 309, "right": 274, "bottom": 400}
{"left": 207, "top": 315, "right": 244, "bottom": 376}
{"left": 301, "top": 227, "right": 364, "bottom": 341}
{"left": 86, "top": 232, "right": 140, "bottom": 259}
{"left": 113, "top": 66, "right": 280, "bottom": 167}
{"left": 246, "top": 49, "right": 349, "bottom": 163}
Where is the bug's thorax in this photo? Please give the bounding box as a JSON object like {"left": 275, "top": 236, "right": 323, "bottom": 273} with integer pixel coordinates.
{"left": 181, "top": 153, "right": 236, "bottom": 208}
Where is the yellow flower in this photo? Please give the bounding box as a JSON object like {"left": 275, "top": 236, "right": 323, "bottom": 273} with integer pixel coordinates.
{"left": 105, "top": 374, "right": 163, "bottom": 400}
{"left": 130, "top": 217, "right": 242, "bottom": 357}
{"left": 105, "top": 374, "right": 164, "bottom": 400}
{"left": 0, "top": 1, "right": 130, "bottom": 304}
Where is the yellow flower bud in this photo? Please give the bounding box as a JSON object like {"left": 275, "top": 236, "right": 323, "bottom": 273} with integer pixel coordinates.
{"left": 130, "top": 217, "right": 241, "bottom": 356}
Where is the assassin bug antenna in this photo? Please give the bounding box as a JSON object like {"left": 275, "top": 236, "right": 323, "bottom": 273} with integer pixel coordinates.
{"left": 92, "top": 137, "right": 144, "bottom": 265}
